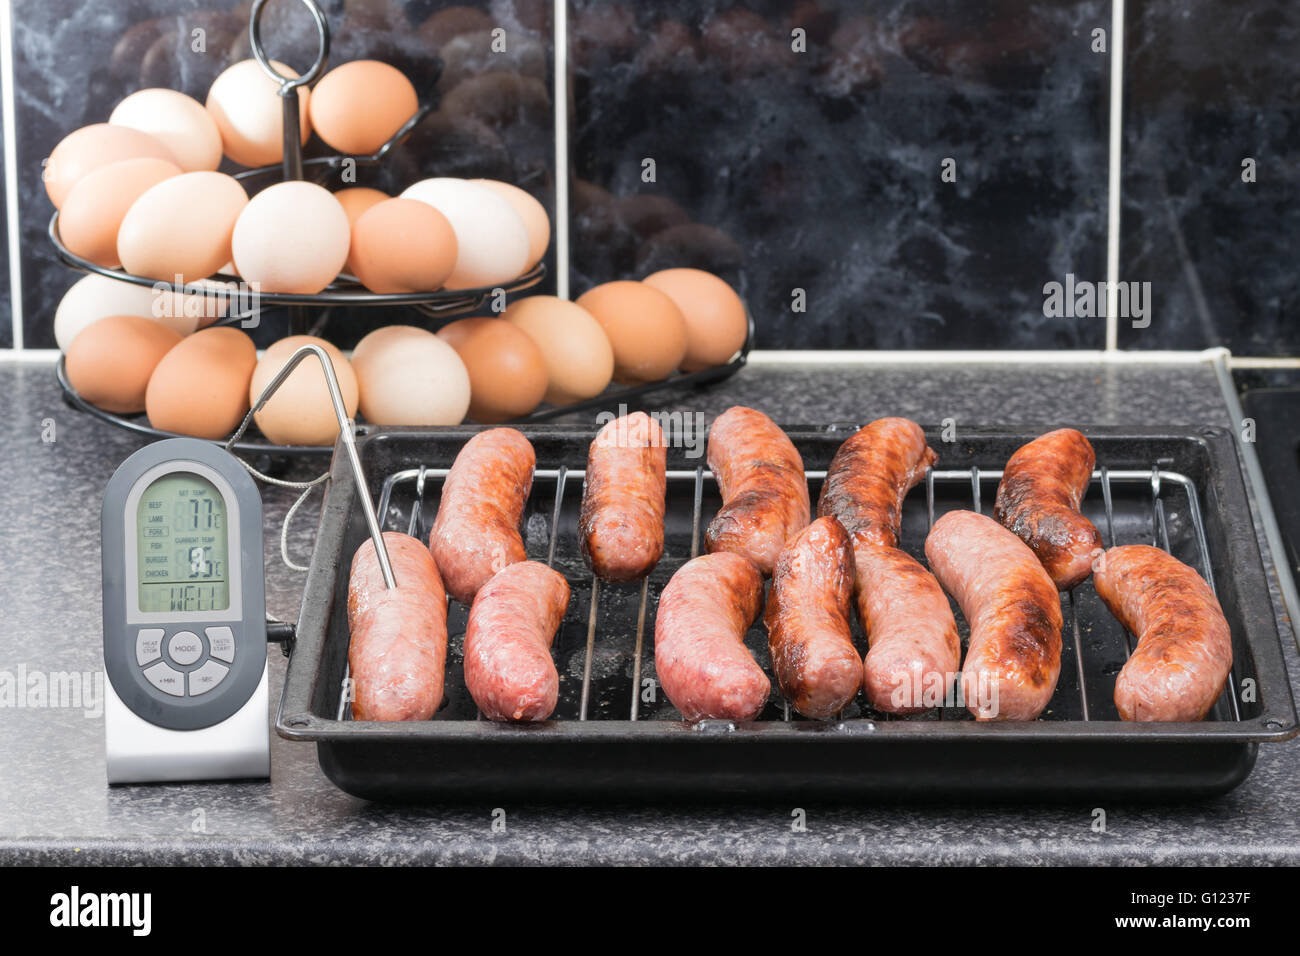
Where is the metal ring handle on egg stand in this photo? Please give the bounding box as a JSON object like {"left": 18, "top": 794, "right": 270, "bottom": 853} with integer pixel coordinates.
{"left": 228, "top": 343, "right": 396, "bottom": 589}
{"left": 249, "top": 0, "right": 330, "bottom": 334}
{"left": 250, "top": 0, "right": 330, "bottom": 182}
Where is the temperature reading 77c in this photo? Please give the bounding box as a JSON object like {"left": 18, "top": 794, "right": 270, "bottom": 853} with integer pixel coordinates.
{"left": 189, "top": 496, "right": 216, "bottom": 530}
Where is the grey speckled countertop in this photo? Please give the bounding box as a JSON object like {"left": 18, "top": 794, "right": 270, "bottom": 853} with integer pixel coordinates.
{"left": 1, "top": 355, "right": 1298, "bottom": 865}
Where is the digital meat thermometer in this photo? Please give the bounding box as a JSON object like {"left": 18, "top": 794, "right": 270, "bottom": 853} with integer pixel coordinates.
{"left": 101, "top": 438, "right": 269, "bottom": 784}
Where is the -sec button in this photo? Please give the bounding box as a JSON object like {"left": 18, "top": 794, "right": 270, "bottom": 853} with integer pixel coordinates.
{"left": 188, "top": 660, "right": 229, "bottom": 696}
{"left": 167, "top": 631, "right": 203, "bottom": 666}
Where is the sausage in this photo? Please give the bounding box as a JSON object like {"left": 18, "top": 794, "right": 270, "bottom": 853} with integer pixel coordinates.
{"left": 579, "top": 411, "right": 668, "bottom": 581}
{"left": 764, "top": 516, "right": 861, "bottom": 719}
{"left": 654, "top": 552, "right": 769, "bottom": 721}
{"left": 1092, "top": 545, "right": 1233, "bottom": 721}
{"left": 463, "top": 560, "right": 570, "bottom": 722}
{"left": 993, "top": 428, "right": 1102, "bottom": 591}
{"left": 855, "top": 543, "right": 962, "bottom": 715}
{"left": 925, "top": 510, "right": 1063, "bottom": 721}
{"left": 429, "top": 428, "right": 535, "bottom": 605}
{"left": 817, "top": 417, "right": 936, "bottom": 549}
{"left": 347, "top": 532, "right": 449, "bottom": 721}
{"left": 705, "top": 406, "right": 810, "bottom": 575}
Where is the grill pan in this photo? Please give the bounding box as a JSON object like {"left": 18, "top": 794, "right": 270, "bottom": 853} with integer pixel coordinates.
{"left": 277, "top": 424, "right": 1298, "bottom": 801}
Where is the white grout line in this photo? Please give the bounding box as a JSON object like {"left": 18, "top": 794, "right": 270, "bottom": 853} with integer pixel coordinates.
{"left": 1104, "top": 0, "right": 1125, "bottom": 351}
{"left": 6, "top": 344, "right": 1300, "bottom": 373}
{"left": 0, "top": 0, "right": 22, "bottom": 350}
{"left": 552, "top": 0, "right": 569, "bottom": 301}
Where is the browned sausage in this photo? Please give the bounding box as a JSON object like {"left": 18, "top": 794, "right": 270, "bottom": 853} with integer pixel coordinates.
{"left": 994, "top": 428, "right": 1102, "bottom": 591}
{"left": 925, "top": 510, "right": 1063, "bottom": 720}
{"left": 654, "top": 552, "right": 769, "bottom": 721}
{"left": 765, "top": 516, "right": 861, "bottom": 719}
{"left": 347, "top": 532, "right": 449, "bottom": 721}
{"left": 463, "top": 560, "right": 570, "bottom": 722}
{"left": 579, "top": 411, "right": 667, "bottom": 581}
{"left": 1092, "top": 545, "right": 1233, "bottom": 721}
{"left": 817, "top": 417, "right": 936, "bottom": 549}
{"left": 429, "top": 428, "right": 535, "bottom": 605}
{"left": 855, "top": 543, "right": 961, "bottom": 714}
{"left": 705, "top": 406, "right": 810, "bottom": 575}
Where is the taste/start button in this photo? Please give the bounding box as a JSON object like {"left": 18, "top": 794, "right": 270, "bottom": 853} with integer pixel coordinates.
{"left": 167, "top": 631, "right": 203, "bottom": 666}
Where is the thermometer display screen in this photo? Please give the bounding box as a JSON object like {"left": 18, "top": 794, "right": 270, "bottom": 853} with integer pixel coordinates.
{"left": 136, "top": 472, "right": 230, "bottom": 613}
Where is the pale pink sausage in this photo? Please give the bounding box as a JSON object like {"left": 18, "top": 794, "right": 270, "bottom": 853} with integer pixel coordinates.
{"left": 654, "top": 552, "right": 769, "bottom": 722}
{"left": 855, "top": 543, "right": 961, "bottom": 715}
{"left": 347, "top": 532, "right": 449, "bottom": 721}
{"left": 463, "top": 561, "right": 570, "bottom": 722}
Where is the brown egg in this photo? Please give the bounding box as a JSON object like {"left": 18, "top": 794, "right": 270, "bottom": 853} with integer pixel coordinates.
{"left": 145, "top": 327, "right": 256, "bottom": 439}
{"left": 65, "top": 314, "right": 183, "bottom": 414}
{"left": 472, "top": 180, "right": 550, "bottom": 270}
{"left": 309, "top": 60, "right": 419, "bottom": 155}
{"left": 574, "top": 281, "right": 688, "bottom": 384}
{"left": 503, "top": 296, "right": 614, "bottom": 405}
{"left": 58, "top": 157, "right": 181, "bottom": 268}
{"left": 350, "top": 199, "right": 458, "bottom": 293}
{"left": 333, "top": 187, "right": 386, "bottom": 271}
{"left": 334, "top": 186, "right": 389, "bottom": 223}
{"left": 249, "top": 336, "right": 358, "bottom": 447}
{"left": 643, "top": 268, "right": 749, "bottom": 372}
{"left": 117, "top": 171, "right": 248, "bottom": 283}
{"left": 44, "top": 124, "right": 176, "bottom": 209}
{"left": 436, "top": 317, "right": 548, "bottom": 423}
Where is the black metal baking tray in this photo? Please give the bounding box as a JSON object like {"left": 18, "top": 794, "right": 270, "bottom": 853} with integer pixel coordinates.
{"left": 277, "top": 424, "right": 1298, "bottom": 801}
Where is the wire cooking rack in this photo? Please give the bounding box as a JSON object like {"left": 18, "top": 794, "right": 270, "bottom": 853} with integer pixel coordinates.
{"left": 333, "top": 462, "right": 1245, "bottom": 725}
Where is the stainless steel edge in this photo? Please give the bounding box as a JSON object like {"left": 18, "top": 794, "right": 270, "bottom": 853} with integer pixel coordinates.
{"left": 1210, "top": 350, "right": 1300, "bottom": 660}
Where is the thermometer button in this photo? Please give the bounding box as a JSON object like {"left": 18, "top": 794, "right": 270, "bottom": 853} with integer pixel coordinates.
{"left": 204, "top": 626, "right": 236, "bottom": 663}
{"left": 188, "top": 660, "right": 230, "bottom": 696}
{"left": 135, "top": 628, "right": 165, "bottom": 666}
{"left": 142, "top": 661, "right": 186, "bottom": 697}
{"left": 167, "top": 631, "right": 203, "bottom": 666}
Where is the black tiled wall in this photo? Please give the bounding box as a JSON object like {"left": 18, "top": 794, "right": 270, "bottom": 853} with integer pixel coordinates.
{"left": 3, "top": 0, "right": 1297, "bottom": 355}
{"left": 567, "top": 0, "right": 1111, "bottom": 349}
{"left": 1119, "top": 0, "right": 1299, "bottom": 355}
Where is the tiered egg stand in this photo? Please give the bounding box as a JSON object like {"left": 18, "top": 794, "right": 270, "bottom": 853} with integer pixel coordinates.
{"left": 51, "top": 0, "right": 751, "bottom": 455}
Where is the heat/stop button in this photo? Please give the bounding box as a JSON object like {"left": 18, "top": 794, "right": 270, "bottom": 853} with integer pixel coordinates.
{"left": 135, "top": 628, "right": 164, "bottom": 666}
{"left": 168, "top": 631, "right": 203, "bottom": 666}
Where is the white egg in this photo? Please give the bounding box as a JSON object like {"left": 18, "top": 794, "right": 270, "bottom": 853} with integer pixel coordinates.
{"left": 53, "top": 274, "right": 227, "bottom": 350}
{"left": 351, "top": 325, "right": 471, "bottom": 426}
{"left": 109, "top": 89, "right": 223, "bottom": 172}
{"left": 231, "top": 181, "right": 350, "bottom": 294}
{"left": 399, "top": 177, "right": 529, "bottom": 290}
